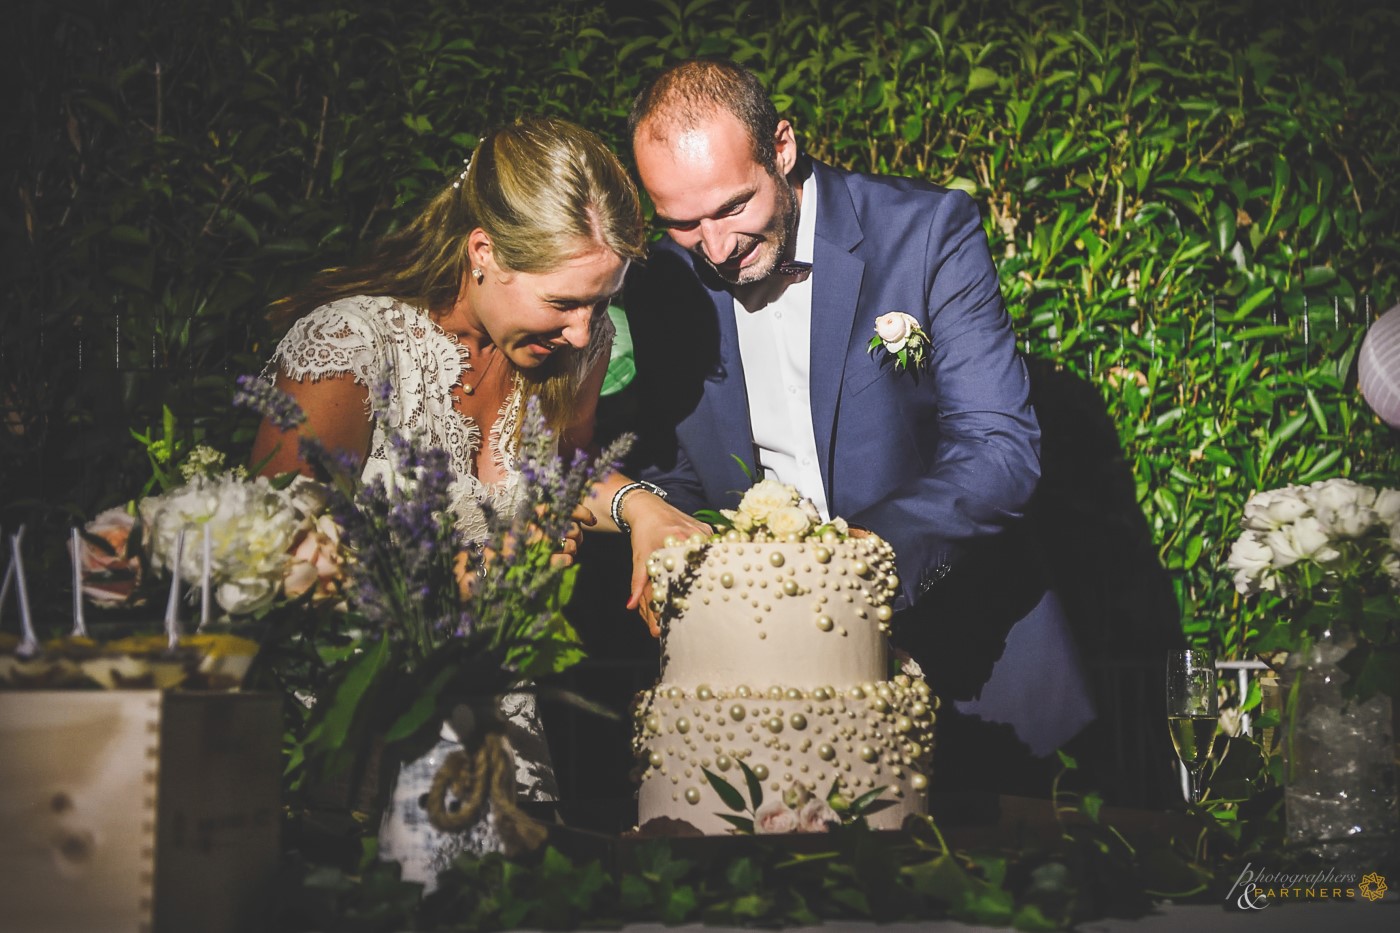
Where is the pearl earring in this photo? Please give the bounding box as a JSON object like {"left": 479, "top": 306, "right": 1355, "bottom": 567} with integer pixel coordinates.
{"left": 472, "top": 268, "right": 484, "bottom": 285}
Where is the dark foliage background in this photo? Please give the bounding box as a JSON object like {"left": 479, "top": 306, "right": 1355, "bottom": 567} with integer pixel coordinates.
{"left": 5, "top": 0, "right": 1399, "bottom": 681}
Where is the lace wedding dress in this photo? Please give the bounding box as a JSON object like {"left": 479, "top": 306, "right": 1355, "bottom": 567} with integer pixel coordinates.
{"left": 268, "top": 294, "right": 611, "bottom": 885}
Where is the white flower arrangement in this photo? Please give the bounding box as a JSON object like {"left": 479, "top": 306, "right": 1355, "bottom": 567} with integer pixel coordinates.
{"left": 75, "top": 443, "right": 345, "bottom": 620}
{"left": 1227, "top": 477, "right": 1400, "bottom": 598}
{"left": 868, "top": 312, "right": 930, "bottom": 371}
{"left": 716, "top": 479, "right": 848, "bottom": 543}
{"left": 1228, "top": 478, "right": 1400, "bottom": 704}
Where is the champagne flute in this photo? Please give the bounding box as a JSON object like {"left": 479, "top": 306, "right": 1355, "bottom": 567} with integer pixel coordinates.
{"left": 1166, "top": 649, "right": 1218, "bottom": 805}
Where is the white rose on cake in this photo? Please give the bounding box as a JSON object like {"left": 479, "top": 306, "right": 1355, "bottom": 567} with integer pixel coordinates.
{"left": 768, "top": 505, "right": 813, "bottom": 538}
{"left": 737, "top": 479, "right": 800, "bottom": 522}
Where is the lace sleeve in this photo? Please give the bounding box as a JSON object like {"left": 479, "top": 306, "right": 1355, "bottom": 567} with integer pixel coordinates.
{"left": 265, "top": 297, "right": 390, "bottom": 387}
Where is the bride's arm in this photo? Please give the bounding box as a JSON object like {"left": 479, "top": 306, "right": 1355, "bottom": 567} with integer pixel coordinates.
{"left": 564, "top": 339, "right": 710, "bottom": 634}
{"left": 249, "top": 369, "right": 373, "bottom": 477}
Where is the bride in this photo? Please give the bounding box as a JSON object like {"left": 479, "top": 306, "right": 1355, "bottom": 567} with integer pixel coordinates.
{"left": 251, "top": 115, "right": 708, "bottom": 882}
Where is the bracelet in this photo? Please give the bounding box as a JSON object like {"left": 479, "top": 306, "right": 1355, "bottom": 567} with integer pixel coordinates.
{"left": 610, "top": 480, "right": 667, "bottom": 534}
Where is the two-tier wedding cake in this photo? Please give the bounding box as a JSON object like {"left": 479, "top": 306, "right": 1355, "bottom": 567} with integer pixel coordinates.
{"left": 631, "top": 480, "right": 936, "bottom": 833}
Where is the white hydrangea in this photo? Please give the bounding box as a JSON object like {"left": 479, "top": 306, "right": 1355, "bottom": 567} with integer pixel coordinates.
{"left": 141, "top": 472, "right": 322, "bottom": 616}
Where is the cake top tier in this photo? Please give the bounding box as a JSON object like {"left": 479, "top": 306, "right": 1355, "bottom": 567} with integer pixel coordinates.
{"left": 646, "top": 481, "right": 901, "bottom": 688}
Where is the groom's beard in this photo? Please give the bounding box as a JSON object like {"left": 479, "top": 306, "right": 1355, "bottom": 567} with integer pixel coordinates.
{"left": 702, "top": 171, "right": 800, "bottom": 286}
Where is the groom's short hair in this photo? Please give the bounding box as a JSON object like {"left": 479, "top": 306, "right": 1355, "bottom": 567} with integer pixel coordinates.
{"left": 629, "top": 59, "right": 781, "bottom": 170}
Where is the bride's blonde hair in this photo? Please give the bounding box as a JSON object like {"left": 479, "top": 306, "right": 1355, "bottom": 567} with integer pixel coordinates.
{"left": 271, "top": 115, "right": 645, "bottom": 432}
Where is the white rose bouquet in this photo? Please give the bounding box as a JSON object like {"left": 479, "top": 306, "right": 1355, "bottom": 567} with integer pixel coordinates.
{"left": 1227, "top": 477, "right": 1400, "bottom": 698}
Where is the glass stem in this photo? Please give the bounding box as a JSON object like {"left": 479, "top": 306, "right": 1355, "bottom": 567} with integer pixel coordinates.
{"left": 1188, "top": 768, "right": 1202, "bottom": 805}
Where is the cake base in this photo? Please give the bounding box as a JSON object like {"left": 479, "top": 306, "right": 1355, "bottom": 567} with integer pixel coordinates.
{"left": 633, "top": 676, "right": 935, "bottom": 833}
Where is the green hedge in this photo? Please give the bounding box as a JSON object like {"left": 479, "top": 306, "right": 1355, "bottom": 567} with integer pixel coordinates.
{"left": 5, "top": 0, "right": 1399, "bottom": 654}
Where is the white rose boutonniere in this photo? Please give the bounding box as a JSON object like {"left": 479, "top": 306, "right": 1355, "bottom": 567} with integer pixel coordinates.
{"left": 869, "top": 312, "right": 930, "bottom": 371}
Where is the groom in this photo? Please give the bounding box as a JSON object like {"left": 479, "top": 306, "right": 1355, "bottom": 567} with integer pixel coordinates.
{"left": 621, "top": 59, "right": 1094, "bottom": 786}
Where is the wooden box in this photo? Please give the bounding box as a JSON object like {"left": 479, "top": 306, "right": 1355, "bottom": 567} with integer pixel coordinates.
{"left": 0, "top": 690, "right": 281, "bottom": 933}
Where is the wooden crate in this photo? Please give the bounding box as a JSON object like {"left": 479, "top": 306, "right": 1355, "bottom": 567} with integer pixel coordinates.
{"left": 0, "top": 690, "right": 281, "bottom": 933}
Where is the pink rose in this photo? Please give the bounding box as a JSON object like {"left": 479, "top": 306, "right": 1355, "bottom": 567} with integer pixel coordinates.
{"left": 754, "top": 798, "right": 799, "bottom": 834}
{"left": 874, "top": 312, "right": 916, "bottom": 352}
{"left": 72, "top": 507, "right": 142, "bottom": 606}
{"left": 283, "top": 515, "right": 344, "bottom": 601}
{"left": 797, "top": 797, "right": 841, "bottom": 832}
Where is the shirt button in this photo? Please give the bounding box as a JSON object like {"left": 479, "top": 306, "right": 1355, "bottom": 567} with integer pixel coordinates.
{"left": 788, "top": 386, "right": 798, "bottom": 395}
{"left": 774, "top": 311, "right": 783, "bottom": 320}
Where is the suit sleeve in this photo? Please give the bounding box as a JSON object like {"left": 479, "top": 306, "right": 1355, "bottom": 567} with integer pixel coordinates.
{"left": 847, "top": 190, "right": 1041, "bottom": 609}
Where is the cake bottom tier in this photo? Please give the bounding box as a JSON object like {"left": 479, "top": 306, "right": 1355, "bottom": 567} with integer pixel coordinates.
{"left": 632, "top": 677, "right": 936, "bottom": 834}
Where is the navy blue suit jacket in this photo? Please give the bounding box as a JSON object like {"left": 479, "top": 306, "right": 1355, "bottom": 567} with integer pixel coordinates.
{"left": 626, "top": 160, "right": 1094, "bottom": 757}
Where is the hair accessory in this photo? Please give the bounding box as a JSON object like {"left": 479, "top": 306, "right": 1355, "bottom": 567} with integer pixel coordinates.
{"left": 471, "top": 267, "right": 484, "bottom": 285}
{"left": 451, "top": 156, "right": 472, "bottom": 190}
{"left": 610, "top": 480, "right": 668, "bottom": 535}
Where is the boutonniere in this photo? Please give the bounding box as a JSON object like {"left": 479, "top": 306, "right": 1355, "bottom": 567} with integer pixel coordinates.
{"left": 868, "top": 312, "right": 930, "bottom": 371}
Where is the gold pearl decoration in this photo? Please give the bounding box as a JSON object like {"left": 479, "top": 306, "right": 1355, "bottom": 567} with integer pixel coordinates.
{"left": 736, "top": 685, "right": 752, "bottom": 698}
{"left": 766, "top": 717, "right": 784, "bottom": 734}
{"left": 769, "top": 551, "right": 785, "bottom": 567}
{"left": 752, "top": 764, "right": 769, "bottom": 780}
{"left": 816, "top": 615, "right": 834, "bottom": 632}
{"left": 818, "top": 744, "right": 835, "bottom": 761}
{"left": 790, "top": 713, "right": 807, "bottom": 730}
{"left": 729, "top": 704, "right": 746, "bottom": 721}
{"left": 685, "top": 787, "right": 701, "bottom": 804}
{"left": 910, "top": 773, "right": 928, "bottom": 791}
{"left": 720, "top": 572, "right": 734, "bottom": 588}
{"left": 814, "top": 546, "right": 832, "bottom": 563}
{"left": 697, "top": 685, "right": 714, "bottom": 701}
{"left": 649, "top": 751, "right": 663, "bottom": 767}
{"left": 716, "top": 755, "right": 732, "bottom": 771}
{"left": 676, "top": 718, "right": 690, "bottom": 734}
{"left": 782, "top": 580, "right": 799, "bottom": 596}
{"left": 860, "top": 745, "right": 878, "bottom": 763}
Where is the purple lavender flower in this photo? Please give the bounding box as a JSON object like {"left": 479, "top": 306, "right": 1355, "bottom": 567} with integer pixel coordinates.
{"left": 233, "top": 374, "right": 306, "bottom": 431}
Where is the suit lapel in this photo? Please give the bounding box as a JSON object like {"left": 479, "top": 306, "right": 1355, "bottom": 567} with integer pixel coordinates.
{"left": 807, "top": 163, "right": 865, "bottom": 513}
{"left": 698, "top": 273, "right": 757, "bottom": 496}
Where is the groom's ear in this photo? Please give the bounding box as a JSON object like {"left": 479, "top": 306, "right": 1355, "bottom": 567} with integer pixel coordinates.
{"left": 774, "top": 120, "right": 798, "bottom": 176}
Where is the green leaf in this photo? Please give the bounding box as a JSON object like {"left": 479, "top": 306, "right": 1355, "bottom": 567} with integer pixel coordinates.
{"left": 737, "top": 757, "right": 764, "bottom": 809}
{"left": 304, "top": 636, "right": 390, "bottom": 777}
{"left": 381, "top": 665, "right": 454, "bottom": 744}
{"left": 968, "top": 67, "right": 999, "bottom": 92}
{"left": 702, "top": 767, "right": 748, "bottom": 812}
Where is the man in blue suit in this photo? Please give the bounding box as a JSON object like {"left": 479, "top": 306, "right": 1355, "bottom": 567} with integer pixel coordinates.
{"left": 619, "top": 60, "right": 1094, "bottom": 789}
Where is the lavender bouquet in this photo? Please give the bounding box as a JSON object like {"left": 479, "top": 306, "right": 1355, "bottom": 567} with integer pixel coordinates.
{"left": 235, "top": 376, "right": 628, "bottom": 791}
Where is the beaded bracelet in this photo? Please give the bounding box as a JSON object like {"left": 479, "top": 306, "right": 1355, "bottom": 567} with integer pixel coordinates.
{"left": 610, "top": 480, "right": 667, "bottom": 534}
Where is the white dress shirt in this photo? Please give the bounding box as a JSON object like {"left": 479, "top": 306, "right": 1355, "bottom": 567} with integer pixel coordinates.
{"left": 733, "top": 173, "right": 830, "bottom": 519}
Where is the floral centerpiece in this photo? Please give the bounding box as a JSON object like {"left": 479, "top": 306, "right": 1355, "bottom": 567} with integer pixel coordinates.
{"left": 235, "top": 376, "right": 628, "bottom": 866}
{"left": 1225, "top": 476, "right": 1400, "bottom": 856}
{"left": 0, "top": 439, "right": 334, "bottom": 690}
{"left": 1227, "top": 476, "right": 1400, "bottom": 699}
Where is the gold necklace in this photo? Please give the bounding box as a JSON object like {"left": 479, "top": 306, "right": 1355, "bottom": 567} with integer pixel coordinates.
{"left": 460, "top": 345, "right": 501, "bottom": 395}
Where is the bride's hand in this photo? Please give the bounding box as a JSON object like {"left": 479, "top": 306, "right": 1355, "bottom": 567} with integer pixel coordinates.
{"left": 622, "top": 495, "right": 713, "bottom": 637}
{"left": 551, "top": 504, "right": 596, "bottom": 568}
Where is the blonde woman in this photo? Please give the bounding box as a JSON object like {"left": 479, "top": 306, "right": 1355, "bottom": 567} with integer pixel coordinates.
{"left": 252, "top": 116, "right": 707, "bottom": 883}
